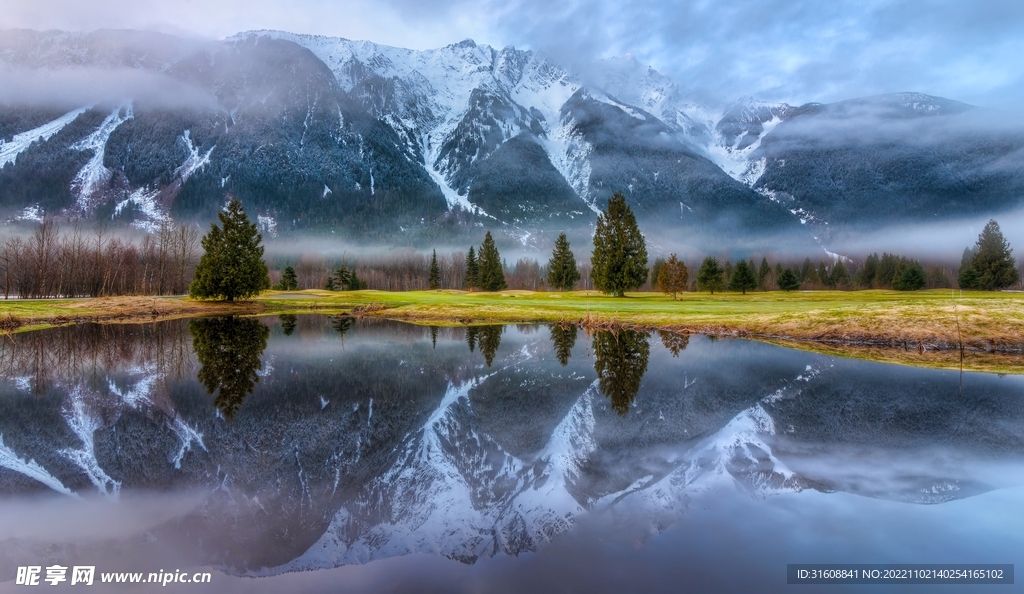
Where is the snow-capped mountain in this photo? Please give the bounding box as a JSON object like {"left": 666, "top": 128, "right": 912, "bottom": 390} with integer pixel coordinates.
{"left": 1, "top": 28, "right": 1022, "bottom": 249}
{"left": 0, "top": 28, "right": 814, "bottom": 250}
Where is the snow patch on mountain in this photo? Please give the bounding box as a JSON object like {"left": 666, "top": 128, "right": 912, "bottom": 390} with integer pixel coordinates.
{"left": 707, "top": 98, "right": 789, "bottom": 183}
{"left": 61, "top": 386, "right": 120, "bottom": 498}
{"left": 424, "top": 151, "right": 479, "bottom": 213}
{"left": 0, "top": 107, "right": 87, "bottom": 168}
{"left": 176, "top": 130, "right": 213, "bottom": 183}
{"left": 112, "top": 130, "right": 212, "bottom": 232}
{"left": 14, "top": 205, "right": 44, "bottom": 223}
{"left": 257, "top": 215, "right": 278, "bottom": 238}
{"left": 543, "top": 121, "right": 596, "bottom": 213}
{"left": 71, "top": 103, "right": 133, "bottom": 211}
{"left": 0, "top": 433, "right": 79, "bottom": 497}
{"left": 114, "top": 188, "right": 167, "bottom": 232}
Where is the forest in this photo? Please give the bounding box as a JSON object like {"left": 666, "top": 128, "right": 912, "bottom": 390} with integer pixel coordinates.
{"left": 1, "top": 217, "right": 1020, "bottom": 298}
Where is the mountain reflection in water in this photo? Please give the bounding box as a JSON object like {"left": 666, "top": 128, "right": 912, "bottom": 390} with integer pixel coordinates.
{"left": 0, "top": 317, "right": 1021, "bottom": 592}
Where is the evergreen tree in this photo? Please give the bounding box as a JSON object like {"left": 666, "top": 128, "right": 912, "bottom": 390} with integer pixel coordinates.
{"left": 478, "top": 232, "right": 507, "bottom": 291}
{"left": 831, "top": 260, "right": 850, "bottom": 288}
{"left": 334, "top": 263, "right": 351, "bottom": 290}
{"left": 190, "top": 198, "right": 270, "bottom": 301}
{"left": 590, "top": 193, "right": 649, "bottom": 297}
{"left": 960, "top": 246, "right": 977, "bottom": 272}
{"left": 546, "top": 232, "right": 581, "bottom": 291}
{"left": 280, "top": 266, "right": 298, "bottom": 291}
{"left": 429, "top": 249, "right": 440, "bottom": 290}
{"left": 758, "top": 257, "right": 771, "bottom": 289}
{"left": 818, "top": 261, "right": 833, "bottom": 288}
{"left": 960, "top": 219, "right": 1019, "bottom": 290}
{"left": 958, "top": 265, "right": 981, "bottom": 290}
{"left": 876, "top": 253, "right": 900, "bottom": 287}
{"left": 800, "top": 257, "right": 819, "bottom": 286}
{"left": 348, "top": 269, "right": 365, "bottom": 290}
{"left": 854, "top": 253, "right": 879, "bottom": 288}
{"left": 777, "top": 267, "right": 801, "bottom": 291}
{"left": 728, "top": 259, "right": 758, "bottom": 294}
{"left": 892, "top": 261, "right": 926, "bottom": 290}
{"left": 696, "top": 256, "right": 724, "bottom": 293}
{"left": 464, "top": 246, "right": 479, "bottom": 290}
{"left": 324, "top": 277, "right": 336, "bottom": 291}
{"left": 657, "top": 253, "right": 689, "bottom": 300}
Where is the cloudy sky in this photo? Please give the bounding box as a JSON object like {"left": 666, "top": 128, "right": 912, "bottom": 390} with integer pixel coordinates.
{"left": 2, "top": 0, "right": 1023, "bottom": 108}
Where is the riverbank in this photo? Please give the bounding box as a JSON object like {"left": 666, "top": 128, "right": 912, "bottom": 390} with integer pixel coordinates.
{"left": 1, "top": 289, "right": 1021, "bottom": 373}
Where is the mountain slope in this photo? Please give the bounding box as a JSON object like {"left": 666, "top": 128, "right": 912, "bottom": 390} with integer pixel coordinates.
{"left": 747, "top": 93, "right": 1024, "bottom": 238}
{"left": 2, "top": 29, "right": 1021, "bottom": 251}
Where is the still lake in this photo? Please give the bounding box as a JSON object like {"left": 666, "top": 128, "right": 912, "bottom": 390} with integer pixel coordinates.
{"left": 0, "top": 316, "right": 1021, "bottom": 593}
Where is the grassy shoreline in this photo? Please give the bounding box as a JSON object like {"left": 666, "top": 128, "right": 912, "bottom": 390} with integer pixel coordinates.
{"left": 1, "top": 289, "right": 1022, "bottom": 373}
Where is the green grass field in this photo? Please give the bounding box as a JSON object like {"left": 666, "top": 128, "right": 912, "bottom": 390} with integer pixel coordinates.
{"left": 1, "top": 289, "right": 1021, "bottom": 373}
{"left": 257, "top": 288, "right": 1024, "bottom": 373}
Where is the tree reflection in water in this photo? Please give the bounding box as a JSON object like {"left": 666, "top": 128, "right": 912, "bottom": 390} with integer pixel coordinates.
{"left": 279, "top": 314, "right": 298, "bottom": 336}
{"left": 593, "top": 329, "right": 650, "bottom": 416}
{"left": 548, "top": 324, "right": 578, "bottom": 366}
{"left": 466, "top": 325, "right": 502, "bottom": 366}
{"left": 331, "top": 315, "right": 356, "bottom": 338}
{"left": 478, "top": 326, "right": 502, "bottom": 366}
{"left": 658, "top": 330, "right": 689, "bottom": 357}
{"left": 189, "top": 317, "right": 270, "bottom": 420}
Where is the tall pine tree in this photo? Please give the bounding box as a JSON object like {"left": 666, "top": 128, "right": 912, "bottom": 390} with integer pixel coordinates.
{"left": 777, "top": 268, "right": 800, "bottom": 291}
{"left": 728, "top": 259, "right": 758, "bottom": 294}
{"left": 429, "top": 249, "right": 440, "bottom": 290}
{"left": 279, "top": 266, "right": 297, "bottom": 291}
{"left": 465, "top": 246, "right": 479, "bottom": 290}
{"left": 758, "top": 257, "right": 771, "bottom": 289}
{"left": 591, "top": 193, "right": 648, "bottom": 297}
{"left": 696, "top": 257, "right": 724, "bottom": 293}
{"left": 478, "top": 232, "right": 507, "bottom": 291}
{"left": 959, "top": 219, "right": 1019, "bottom": 290}
{"left": 546, "top": 233, "right": 580, "bottom": 291}
{"left": 831, "top": 260, "right": 850, "bottom": 288}
{"left": 190, "top": 198, "right": 270, "bottom": 301}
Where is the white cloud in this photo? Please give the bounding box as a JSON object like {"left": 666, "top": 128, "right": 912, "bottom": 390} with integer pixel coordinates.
{"left": 1, "top": 0, "right": 1022, "bottom": 108}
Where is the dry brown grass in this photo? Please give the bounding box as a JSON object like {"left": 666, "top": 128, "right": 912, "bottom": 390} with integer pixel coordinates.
{"left": 31, "top": 296, "right": 263, "bottom": 327}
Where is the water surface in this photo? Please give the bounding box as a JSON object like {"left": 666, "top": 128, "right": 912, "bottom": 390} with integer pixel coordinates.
{"left": 0, "top": 316, "right": 1021, "bottom": 592}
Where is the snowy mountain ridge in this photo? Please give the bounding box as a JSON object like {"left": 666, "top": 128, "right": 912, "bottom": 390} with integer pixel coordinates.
{"left": 236, "top": 30, "right": 777, "bottom": 193}
{"left": 0, "top": 28, "right": 1015, "bottom": 247}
